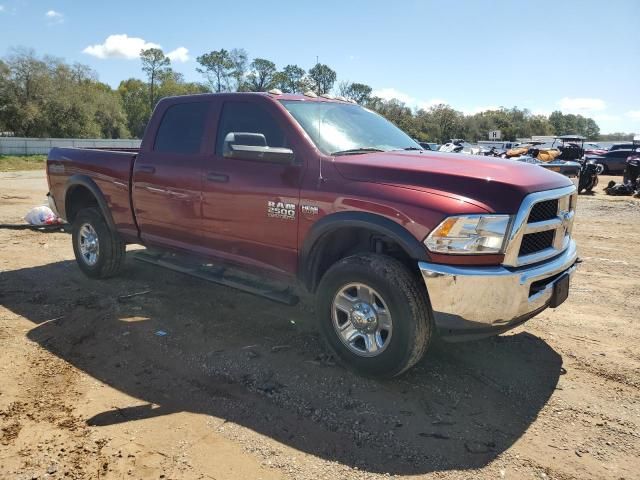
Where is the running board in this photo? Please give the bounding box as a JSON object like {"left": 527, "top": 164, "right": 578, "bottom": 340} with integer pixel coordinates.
{"left": 134, "top": 251, "right": 299, "bottom": 306}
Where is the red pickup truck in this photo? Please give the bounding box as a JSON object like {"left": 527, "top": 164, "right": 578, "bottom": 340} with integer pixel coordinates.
{"left": 47, "top": 92, "right": 579, "bottom": 377}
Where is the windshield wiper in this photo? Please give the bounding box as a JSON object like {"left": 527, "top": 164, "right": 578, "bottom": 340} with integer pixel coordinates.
{"left": 402, "top": 146, "right": 422, "bottom": 151}
{"left": 331, "top": 147, "right": 386, "bottom": 156}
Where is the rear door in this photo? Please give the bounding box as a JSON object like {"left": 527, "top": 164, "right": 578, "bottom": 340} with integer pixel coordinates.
{"left": 132, "top": 100, "right": 210, "bottom": 250}
{"left": 200, "top": 99, "right": 304, "bottom": 275}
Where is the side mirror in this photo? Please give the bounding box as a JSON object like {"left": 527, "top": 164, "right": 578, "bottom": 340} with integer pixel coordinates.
{"left": 223, "top": 132, "right": 294, "bottom": 164}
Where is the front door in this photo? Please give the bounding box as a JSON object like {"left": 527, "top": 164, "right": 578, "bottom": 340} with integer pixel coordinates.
{"left": 201, "top": 100, "right": 303, "bottom": 275}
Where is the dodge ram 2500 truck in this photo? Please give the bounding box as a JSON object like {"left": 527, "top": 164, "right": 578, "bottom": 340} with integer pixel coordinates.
{"left": 47, "top": 91, "right": 579, "bottom": 377}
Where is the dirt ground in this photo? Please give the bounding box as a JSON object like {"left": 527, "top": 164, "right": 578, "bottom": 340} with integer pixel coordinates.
{"left": 1, "top": 170, "right": 638, "bottom": 480}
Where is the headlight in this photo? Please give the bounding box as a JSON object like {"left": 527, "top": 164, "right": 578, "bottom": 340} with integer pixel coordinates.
{"left": 424, "top": 215, "right": 511, "bottom": 254}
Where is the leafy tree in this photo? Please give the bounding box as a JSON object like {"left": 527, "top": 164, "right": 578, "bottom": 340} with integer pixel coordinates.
{"left": 156, "top": 69, "right": 209, "bottom": 98}
{"left": 0, "top": 59, "right": 12, "bottom": 132}
{"left": 273, "top": 64, "right": 307, "bottom": 93}
{"left": 368, "top": 97, "right": 420, "bottom": 138}
{"left": 583, "top": 118, "right": 600, "bottom": 139}
{"left": 229, "top": 48, "right": 248, "bottom": 91}
{"left": 338, "top": 81, "right": 372, "bottom": 104}
{"left": 245, "top": 58, "right": 277, "bottom": 92}
{"left": 0, "top": 49, "right": 129, "bottom": 138}
{"left": 118, "top": 71, "right": 208, "bottom": 138}
{"left": 0, "top": 47, "right": 607, "bottom": 142}
{"left": 196, "top": 49, "right": 234, "bottom": 93}
{"left": 548, "top": 110, "right": 600, "bottom": 138}
{"left": 118, "top": 78, "right": 151, "bottom": 138}
{"left": 599, "top": 132, "right": 633, "bottom": 141}
{"left": 140, "top": 48, "right": 170, "bottom": 110}
{"left": 308, "top": 63, "right": 336, "bottom": 95}
{"left": 0, "top": 48, "right": 52, "bottom": 136}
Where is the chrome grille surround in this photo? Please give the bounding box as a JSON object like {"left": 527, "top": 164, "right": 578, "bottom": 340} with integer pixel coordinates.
{"left": 503, "top": 185, "right": 578, "bottom": 267}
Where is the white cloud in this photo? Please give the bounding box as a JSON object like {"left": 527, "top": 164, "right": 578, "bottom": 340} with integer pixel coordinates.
{"left": 373, "top": 87, "right": 415, "bottom": 104}
{"left": 45, "top": 9, "right": 63, "bottom": 23}
{"left": 83, "top": 34, "right": 161, "bottom": 59}
{"left": 166, "top": 47, "right": 189, "bottom": 63}
{"left": 625, "top": 110, "right": 640, "bottom": 120}
{"left": 558, "top": 97, "right": 606, "bottom": 113}
{"left": 372, "top": 88, "right": 446, "bottom": 111}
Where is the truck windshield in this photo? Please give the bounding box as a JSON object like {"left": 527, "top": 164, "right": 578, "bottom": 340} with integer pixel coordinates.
{"left": 280, "top": 100, "right": 420, "bottom": 155}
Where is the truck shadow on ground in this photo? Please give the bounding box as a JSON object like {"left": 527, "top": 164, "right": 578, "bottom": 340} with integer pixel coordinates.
{"left": 1, "top": 256, "right": 563, "bottom": 475}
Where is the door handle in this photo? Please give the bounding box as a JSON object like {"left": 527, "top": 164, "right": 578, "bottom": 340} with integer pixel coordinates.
{"left": 206, "top": 172, "right": 229, "bottom": 183}
{"left": 138, "top": 165, "right": 156, "bottom": 174}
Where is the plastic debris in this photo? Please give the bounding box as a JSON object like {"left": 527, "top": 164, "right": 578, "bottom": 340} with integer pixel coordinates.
{"left": 24, "top": 205, "right": 61, "bottom": 226}
{"left": 154, "top": 330, "right": 168, "bottom": 336}
{"left": 271, "top": 345, "right": 291, "bottom": 353}
{"left": 117, "top": 290, "right": 151, "bottom": 301}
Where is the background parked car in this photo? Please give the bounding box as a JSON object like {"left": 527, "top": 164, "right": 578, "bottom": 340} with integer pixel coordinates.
{"left": 608, "top": 143, "right": 634, "bottom": 151}
{"left": 586, "top": 146, "right": 640, "bottom": 174}
{"left": 583, "top": 142, "right": 608, "bottom": 155}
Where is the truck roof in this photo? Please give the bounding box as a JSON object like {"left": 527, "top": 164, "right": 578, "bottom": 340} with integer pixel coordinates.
{"left": 158, "top": 91, "right": 355, "bottom": 104}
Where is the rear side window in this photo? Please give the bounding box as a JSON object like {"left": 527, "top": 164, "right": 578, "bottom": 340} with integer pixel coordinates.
{"left": 154, "top": 102, "right": 209, "bottom": 154}
{"left": 215, "top": 102, "right": 287, "bottom": 154}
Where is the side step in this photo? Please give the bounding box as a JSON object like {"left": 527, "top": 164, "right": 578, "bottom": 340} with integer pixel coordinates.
{"left": 134, "top": 251, "right": 299, "bottom": 306}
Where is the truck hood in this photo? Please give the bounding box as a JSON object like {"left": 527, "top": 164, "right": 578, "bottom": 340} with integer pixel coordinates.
{"left": 333, "top": 150, "right": 572, "bottom": 213}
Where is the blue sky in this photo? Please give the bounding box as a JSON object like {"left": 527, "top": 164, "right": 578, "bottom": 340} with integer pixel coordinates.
{"left": 1, "top": 0, "right": 639, "bottom": 133}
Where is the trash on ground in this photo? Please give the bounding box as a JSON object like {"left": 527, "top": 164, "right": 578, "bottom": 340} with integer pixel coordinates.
{"left": 24, "top": 205, "right": 61, "bottom": 226}
{"left": 154, "top": 330, "right": 168, "bottom": 337}
{"left": 271, "top": 345, "right": 291, "bottom": 353}
{"left": 117, "top": 290, "right": 152, "bottom": 301}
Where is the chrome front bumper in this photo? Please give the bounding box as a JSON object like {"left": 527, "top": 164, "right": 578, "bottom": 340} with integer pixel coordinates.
{"left": 419, "top": 240, "right": 578, "bottom": 340}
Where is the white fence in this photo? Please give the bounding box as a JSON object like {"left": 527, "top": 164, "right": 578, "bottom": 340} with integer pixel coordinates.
{"left": 0, "top": 137, "right": 142, "bottom": 155}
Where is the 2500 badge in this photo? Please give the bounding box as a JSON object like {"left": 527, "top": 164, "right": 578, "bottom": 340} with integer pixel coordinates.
{"left": 267, "top": 201, "right": 296, "bottom": 220}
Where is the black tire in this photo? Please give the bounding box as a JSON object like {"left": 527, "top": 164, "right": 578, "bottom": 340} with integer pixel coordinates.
{"left": 315, "top": 253, "right": 432, "bottom": 378}
{"left": 597, "top": 163, "right": 608, "bottom": 175}
{"left": 72, "top": 207, "right": 126, "bottom": 278}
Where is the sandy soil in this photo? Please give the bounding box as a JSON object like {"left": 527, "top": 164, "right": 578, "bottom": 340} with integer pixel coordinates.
{"left": 0, "top": 170, "right": 638, "bottom": 480}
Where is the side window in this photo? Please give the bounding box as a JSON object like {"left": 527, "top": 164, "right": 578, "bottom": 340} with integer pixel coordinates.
{"left": 215, "top": 102, "right": 287, "bottom": 155}
{"left": 154, "top": 102, "right": 209, "bottom": 154}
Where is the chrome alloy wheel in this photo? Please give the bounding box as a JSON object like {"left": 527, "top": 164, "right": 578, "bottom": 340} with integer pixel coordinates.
{"left": 78, "top": 223, "right": 99, "bottom": 266}
{"left": 331, "top": 283, "right": 393, "bottom": 357}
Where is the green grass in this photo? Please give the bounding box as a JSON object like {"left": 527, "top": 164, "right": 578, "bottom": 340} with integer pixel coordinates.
{"left": 0, "top": 155, "right": 47, "bottom": 172}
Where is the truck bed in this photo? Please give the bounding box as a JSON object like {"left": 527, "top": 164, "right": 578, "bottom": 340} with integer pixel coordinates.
{"left": 47, "top": 147, "right": 139, "bottom": 240}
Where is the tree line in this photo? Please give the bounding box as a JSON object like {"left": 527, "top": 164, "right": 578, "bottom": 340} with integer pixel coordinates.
{"left": 1, "top": 47, "right": 621, "bottom": 142}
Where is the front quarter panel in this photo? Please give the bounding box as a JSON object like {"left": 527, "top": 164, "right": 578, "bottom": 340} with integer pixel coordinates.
{"left": 298, "top": 167, "right": 496, "bottom": 265}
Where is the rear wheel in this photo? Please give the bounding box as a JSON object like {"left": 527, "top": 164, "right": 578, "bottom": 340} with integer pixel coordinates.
{"left": 72, "top": 207, "right": 126, "bottom": 278}
{"left": 316, "top": 253, "right": 432, "bottom": 378}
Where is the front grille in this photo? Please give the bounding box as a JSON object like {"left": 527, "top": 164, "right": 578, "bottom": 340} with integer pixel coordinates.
{"left": 519, "top": 230, "right": 555, "bottom": 256}
{"left": 528, "top": 199, "right": 558, "bottom": 222}
{"left": 503, "top": 186, "right": 577, "bottom": 267}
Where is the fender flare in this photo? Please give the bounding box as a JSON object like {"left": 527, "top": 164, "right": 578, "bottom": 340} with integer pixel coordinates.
{"left": 63, "top": 174, "right": 116, "bottom": 230}
{"left": 299, "top": 211, "right": 428, "bottom": 290}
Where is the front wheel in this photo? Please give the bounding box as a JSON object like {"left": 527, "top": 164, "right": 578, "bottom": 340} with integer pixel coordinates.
{"left": 72, "top": 207, "right": 126, "bottom": 278}
{"left": 315, "top": 254, "right": 432, "bottom": 378}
